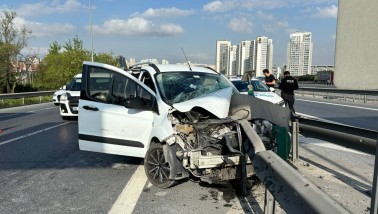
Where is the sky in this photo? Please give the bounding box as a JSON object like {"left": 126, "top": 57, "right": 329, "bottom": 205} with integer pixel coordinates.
{"left": 1, "top": 0, "right": 338, "bottom": 66}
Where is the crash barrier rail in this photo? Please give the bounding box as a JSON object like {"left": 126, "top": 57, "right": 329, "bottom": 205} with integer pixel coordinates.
{"left": 295, "top": 87, "right": 378, "bottom": 103}
{"left": 239, "top": 119, "right": 349, "bottom": 213}
{"left": 0, "top": 91, "right": 55, "bottom": 105}
{"left": 297, "top": 115, "right": 378, "bottom": 214}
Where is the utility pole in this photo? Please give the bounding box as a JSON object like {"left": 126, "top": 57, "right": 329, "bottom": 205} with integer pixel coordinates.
{"left": 89, "top": 0, "right": 94, "bottom": 62}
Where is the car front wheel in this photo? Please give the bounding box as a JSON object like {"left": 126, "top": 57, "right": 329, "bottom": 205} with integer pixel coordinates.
{"left": 144, "top": 143, "right": 177, "bottom": 189}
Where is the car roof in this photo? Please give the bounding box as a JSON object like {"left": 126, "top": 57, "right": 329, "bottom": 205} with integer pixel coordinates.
{"left": 141, "top": 64, "right": 218, "bottom": 75}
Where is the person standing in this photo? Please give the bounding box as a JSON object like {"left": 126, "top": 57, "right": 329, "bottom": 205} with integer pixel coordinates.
{"left": 263, "top": 69, "right": 276, "bottom": 88}
{"left": 279, "top": 71, "right": 299, "bottom": 112}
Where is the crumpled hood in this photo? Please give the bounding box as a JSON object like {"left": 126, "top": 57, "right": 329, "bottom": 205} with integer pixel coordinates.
{"left": 172, "top": 87, "right": 233, "bottom": 119}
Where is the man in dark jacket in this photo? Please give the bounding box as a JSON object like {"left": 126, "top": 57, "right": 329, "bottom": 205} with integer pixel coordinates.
{"left": 279, "top": 71, "right": 299, "bottom": 112}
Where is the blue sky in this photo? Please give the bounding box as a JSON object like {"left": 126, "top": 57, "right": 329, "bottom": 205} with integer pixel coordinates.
{"left": 2, "top": 0, "right": 338, "bottom": 66}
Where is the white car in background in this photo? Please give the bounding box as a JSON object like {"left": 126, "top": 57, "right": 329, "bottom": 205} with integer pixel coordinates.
{"left": 60, "top": 74, "right": 81, "bottom": 120}
{"left": 230, "top": 79, "right": 285, "bottom": 107}
{"left": 52, "top": 85, "right": 67, "bottom": 106}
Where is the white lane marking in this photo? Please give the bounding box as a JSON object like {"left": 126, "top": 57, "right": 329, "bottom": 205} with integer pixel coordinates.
{"left": 27, "top": 107, "right": 56, "bottom": 113}
{"left": 296, "top": 99, "right": 378, "bottom": 111}
{"left": 108, "top": 164, "right": 147, "bottom": 214}
{"left": 297, "top": 113, "right": 348, "bottom": 126}
{"left": 0, "top": 122, "right": 70, "bottom": 146}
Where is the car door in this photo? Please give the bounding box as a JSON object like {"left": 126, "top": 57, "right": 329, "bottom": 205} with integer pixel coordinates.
{"left": 78, "top": 62, "right": 157, "bottom": 158}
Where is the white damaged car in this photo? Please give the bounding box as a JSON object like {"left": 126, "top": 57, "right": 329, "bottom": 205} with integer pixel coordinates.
{"left": 78, "top": 62, "right": 291, "bottom": 188}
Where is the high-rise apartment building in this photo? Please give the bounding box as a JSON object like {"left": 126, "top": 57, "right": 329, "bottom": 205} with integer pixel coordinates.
{"left": 253, "top": 36, "right": 273, "bottom": 77}
{"left": 228, "top": 45, "right": 237, "bottom": 76}
{"left": 237, "top": 40, "right": 252, "bottom": 76}
{"left": 287, "top": 32, "right": 313, "bottom": 76}
{"left": 215, "top": 40, "right": 231, "bottom": 75}
{"left": 215, "top": 37, "right": 273, "bottom": 77}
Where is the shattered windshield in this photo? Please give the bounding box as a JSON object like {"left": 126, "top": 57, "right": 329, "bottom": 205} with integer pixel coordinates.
{"left": 155, "top": 72, "right": 234, "bottom": 105}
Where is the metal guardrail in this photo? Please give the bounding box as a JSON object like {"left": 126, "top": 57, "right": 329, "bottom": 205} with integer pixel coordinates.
{"left": 294, "top": 87, "right": 378, "bottom": 104}
{"left": 0, "top": 91, "right": 55, "bottom": 106}
{"left": 298, "top": 87, "right": 378, "bottom": 96}
{"left": 239, "top": 119, "right": 349, "bottom": 213}
{"left": 0, "top": 91, "right": 55, "bottom": 99}
{"left": 298, "top": 115, "right": 377, "bottom": 155}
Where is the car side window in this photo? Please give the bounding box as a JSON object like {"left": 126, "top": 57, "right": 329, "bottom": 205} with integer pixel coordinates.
{"left": 87, "top": 67, "right": 113, "bottom": 102}
{"left": 108, "top": 73, "right": 154, "bottom": 107}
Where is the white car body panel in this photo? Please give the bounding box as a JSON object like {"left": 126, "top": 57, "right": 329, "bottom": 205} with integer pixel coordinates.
{"left": 78, "top": 62, "right": 175, "bottom": 157}
{"left": 172, "top": 87, "right": 233, "bottom": 119}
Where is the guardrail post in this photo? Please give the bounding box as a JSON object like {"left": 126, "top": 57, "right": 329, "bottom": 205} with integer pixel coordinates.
{"left": 353, "top": 94, "right": 355, "bottom": 102}
{"left": 364, "top": 95, "right": 367, "bottom": 103}
{"left": 264, "top": 188, "right": 275, "bottom": 214}
{"left": 291, "top": 120, "right": 299, "bottom": 161}
{"left": 22, "top": 97, "right": 25, "bottom": 105}
{"left": 344, "top": 94, "right": 346, "bottom": 101}
{"left": 39, "top": 96, "right": 42, "bottom": 102}
{"left": 370, "top": 132, "right": 378, "bottom": 214}
{"left": 313, "top": 91, "right": 315, "bottom": 98}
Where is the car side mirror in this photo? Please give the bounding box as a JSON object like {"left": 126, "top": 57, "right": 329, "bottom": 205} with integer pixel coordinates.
{"left": 62, "top": 85, "right": 67, "bottom": 90}
{"left": 269, "top": 87, "right": 275, "bottom": 92}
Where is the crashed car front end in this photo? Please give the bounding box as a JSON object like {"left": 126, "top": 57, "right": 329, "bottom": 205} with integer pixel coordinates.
{"left": 146, "top": 71, "right": 292, "bottom": 187}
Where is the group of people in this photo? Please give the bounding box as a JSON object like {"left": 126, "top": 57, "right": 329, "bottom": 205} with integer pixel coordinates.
{"left": 262, "top": 69, "right": 298, "bottom": 113}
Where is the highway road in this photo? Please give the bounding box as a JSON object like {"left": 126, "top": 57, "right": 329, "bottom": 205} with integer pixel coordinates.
{"left": 295, "top": 96, "right": 378, "bottom": 130}
{"left": 0, "top": 97, "right": 376, "bottom": 213}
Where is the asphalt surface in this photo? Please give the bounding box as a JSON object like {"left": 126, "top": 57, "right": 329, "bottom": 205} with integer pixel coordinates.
{"left": 0, "top": 98, "right": 376, "bottom": 214}
{"left": 295, "top": 95, "right": 378, "bottom": 130}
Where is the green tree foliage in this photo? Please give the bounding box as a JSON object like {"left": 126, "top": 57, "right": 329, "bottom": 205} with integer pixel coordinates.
{"left": 0, "top": 10, "right": 32, "bottom": 93}
{"left": 35, "top": 36, "right": 119, "bottom": 90}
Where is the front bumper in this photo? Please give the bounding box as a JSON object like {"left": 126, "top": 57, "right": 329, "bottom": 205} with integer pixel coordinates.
{"left": 60, "top": 97, "right": 79, "bottom": 116}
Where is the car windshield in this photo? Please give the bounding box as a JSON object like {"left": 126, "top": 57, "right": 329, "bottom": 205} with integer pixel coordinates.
{"left": 232, "top": 80, "right": 270, "bottom": 92}
{"left": 155, "top": 72, "right": 234, "bottom": 105}
{"left": 69, "top": 78, "right": 82, "bottom": 91}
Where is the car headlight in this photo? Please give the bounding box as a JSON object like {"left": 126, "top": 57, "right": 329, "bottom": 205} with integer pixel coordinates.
{"left": 60, "top": 93, "right": 68, "bottom": 101}
{"left": 277, "top": 100, "right": 285, "bottom": 106}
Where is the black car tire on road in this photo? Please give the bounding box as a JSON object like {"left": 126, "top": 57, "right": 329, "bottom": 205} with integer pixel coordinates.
{"left": 144, "top": 143, "right": 177, "bottom": 189}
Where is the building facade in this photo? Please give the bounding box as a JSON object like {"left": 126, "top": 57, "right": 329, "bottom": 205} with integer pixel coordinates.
{"left": 287, "top": 32, "right": 313, "bottom": 76}
{"left": 254, "top": 36, "right": 273, "bottom": 77}
{"left": 216, "top": 37, "right": 273, "bottom": 77}
{"left": 215, "top": 40, "right": 231, "bottom": 75}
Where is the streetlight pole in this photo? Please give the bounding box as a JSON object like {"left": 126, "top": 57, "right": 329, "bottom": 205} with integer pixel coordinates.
{"left": 89, "top": 0, "right": 94, "bottom": 62}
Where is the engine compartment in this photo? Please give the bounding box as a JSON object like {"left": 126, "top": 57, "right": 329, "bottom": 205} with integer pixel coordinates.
{"left": 166, "top": 107, "right": 275, "bottom": 184}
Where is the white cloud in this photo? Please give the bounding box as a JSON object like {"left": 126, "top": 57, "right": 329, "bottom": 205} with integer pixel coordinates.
{"left": 17, "top": 0, "right": 85, "bottom": 17}
{"left": 286, "top": 28, "right": 299, "bottom": 34}
{"left": 277, "top": 20, "right": 289, "bottom": 27}
{"left": 203, "top": 0, "right": 238, "bottom": 13}
{"left": 314, "top": 5, "right": 338, "bottom": 18}
{"left": 91, "top": 17, "right": 184, "bottom": 37}
{"left": 14, "top": 17, "right": 75, "bottom": 37}
{"left": 228, "top": 17, "right": 253, "bottom": 33}
{"left": 256, "top": 11, "right": 274, "bottom": 21}
{"left": 133, "top": 7, "right": 195, "bottom": 18}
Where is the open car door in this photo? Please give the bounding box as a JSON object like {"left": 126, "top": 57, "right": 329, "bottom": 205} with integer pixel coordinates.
{"left": 78, "top": 61, "right": 158, "bottom": 158}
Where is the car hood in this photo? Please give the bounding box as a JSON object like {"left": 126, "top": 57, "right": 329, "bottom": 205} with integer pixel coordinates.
{"left": 172, "top": 87, "right": 233, "bottom": 119}
{"left": 254, "top": 92, "right": 283, "bottom": 104}
{"left": 54, "top": 89, "right": 66, "bottom": 96}
{"left": 240, "top": 91, "right": 283, "bottom": 104}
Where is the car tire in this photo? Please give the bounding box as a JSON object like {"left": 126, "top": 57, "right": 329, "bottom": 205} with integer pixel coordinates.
{"left": 144, "top": 143, "right": 177, "bottom": 189}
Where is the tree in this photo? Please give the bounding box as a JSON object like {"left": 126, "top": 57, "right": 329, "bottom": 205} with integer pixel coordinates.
{"left": 36, "top": 35, "right": 120, "bottom": 90}
{"left": 0, "top": 10, "right": 32, "bottom": 93}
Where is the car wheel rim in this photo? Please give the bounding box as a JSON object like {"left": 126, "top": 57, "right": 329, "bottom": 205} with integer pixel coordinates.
{"left": 147, "top": 148, "right": 170, "bottom": 183}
